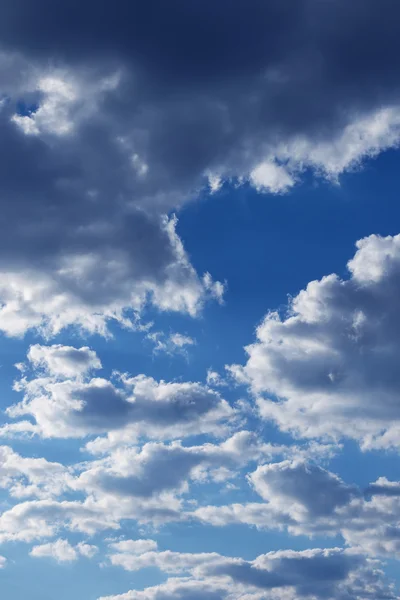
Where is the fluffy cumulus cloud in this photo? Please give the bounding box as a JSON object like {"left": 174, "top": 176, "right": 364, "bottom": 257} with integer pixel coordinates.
{"left": 101, "top": 543, "right": 397, "bottom": 600}
{"left": 0, "top": 60, "right": 224, "bottom": 337}
{"left": 1, "top": 344, "right": 234, "bottom": 441}
{"left": 0, "top": 445, "right": 70, "bottom": 499}
{"left": 146, "top": 331, "right": 196, "bottom": 357}
{"left": 30, "top": 538, "right": 98, "bottom": 563}
{"left": 194, "top": 459, "right": 400, "bottom": 560}
{"left": 0, "top": 1, "right": 400, "bottom": 336}
{"left": 230, "top": 233, "right": 400, "bottom": 449}
{"left": 72, "top": 430, "right": 283, "bottom": 505}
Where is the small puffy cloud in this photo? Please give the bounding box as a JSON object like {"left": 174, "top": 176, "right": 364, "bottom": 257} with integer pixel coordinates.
{"left": 249, "top": 161, "right": 295, "bottom": 194}
{"left": 30, "top": 538, "right": 97, "bottom": 562}
{"left": 30, "top": 539, "right": 79, "bottom": 562}
{"left": 0, "top": 498, "right": 120, "bottom": 544}
{"left": 0, "top": 556, "right": 6, "bottom": 569}
{"left": 250, "top": 461, "right": 357, "bottom": 518}
{"left": 230, "top": 233, "right": 400, "bottom": 449}
{"left": 27, "top": 344, "right": 101, "bottom": 378}
{"left": 77, "top": 542, "right": 99, "bottom": 558}
{"left": 206, "top": 369, "right": 228, "bottom": 388}
{"left": 2, "top": 1, "right": 400, "bottom": 340}
{"left": 0, "top": 445, "right": 70, "bottom": 499}
{"left": 147, "top": 331, "right": 196, "bottom": 357}
{"left": 194, "top": 459, "right": 400, "bottom": 560}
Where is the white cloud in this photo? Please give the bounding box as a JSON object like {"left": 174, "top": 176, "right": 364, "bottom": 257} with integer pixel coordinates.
{"left": 249, "top": 161, "right": 295, "bottom": 194}
{"left": 30, "top": 538, "right": 78, "bottom": 562}
{"left": 2, "top": 345, "right": 234, "bottom": 441}
{"left": 0, "top": 445, "right": 70, "bottom": 499}
{"left": 101, "top": 545, "right": 397, "bottom": 600}
{"left": 76, "top": 541, "right": 99, "bottom": 558}
{"left": 27, "top": 344, "right": 101, "bottom": 378}
{"left": 206, "top": 369, "right": 228, "bottom": 388}
{"left": 30, "top": 538, "right": 97, "bottom": 562}
{"left": 146, "top": 331, "right": 196, "bottom": 357}
{"left": 109, "top": 539, "right": 158, "bottom": 555}
{"left": 194, "top": 459, "right": 400, "bottom": 560}
{"left": 230, "top": 233, "right": 400, "bottom": 449}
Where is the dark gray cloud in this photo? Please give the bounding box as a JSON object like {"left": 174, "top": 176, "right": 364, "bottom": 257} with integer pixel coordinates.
{"left": 1, "top": 2, "right": 400, "bottom": 334}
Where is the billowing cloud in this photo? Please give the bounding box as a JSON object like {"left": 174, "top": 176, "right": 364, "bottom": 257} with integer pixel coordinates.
{"left": 0, "top": 498, "right": 120, "bottom": 543}
{"left": 146, "top": 331, "right": 196, "bottom": 357}
{"left": 73, "top": 431, "right": 278, "bottom": 502}
{"left": 230, "top": 233, "right": 400, "bottom": 449}
{"left": 2, "top": 344, "right": 234, "bottom": 441}
{"left": 102, "top": 543, "right": 398, "bottom": 600}
{"left": 0, "top": 61, "right": 224, "bottom": 337}
{"left": 194, "top": 459, "right": 400, "bottom": 559}
{"left": 27, "top": 343, "right": 102, "bottom": 378}
{"left": 1, "top": 2, "right": 400, "bottom": 335}
{"left": 30, "top": 538, "right": 98, "bottom": 563}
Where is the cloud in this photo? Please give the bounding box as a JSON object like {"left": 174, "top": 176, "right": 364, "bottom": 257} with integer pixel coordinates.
{"left": 1, "top": 2, "right": 400, "bottom": 335}
{"left": 206, "top": 370, "right": 228, "bottom": 388}
{"left": 27, "top": 344, "right": 101, "bottom": 378}
{"left": 0, "top": 436, "right": 340, "bottom": 545}
{"left": 73, "top": 431, "right": 279, "bottom": 501}
{"left": 249, "top": 162, "right": 295, "bottom": 194}
{"left": 249, "top": 461, "right": 357, "bottom": 517}
{"left": 102, "top": 544, "right": 397, "bottom": 600}
{"left": 2, "top": 344, "right": 234, "bottom": 441}
{"left": 146, "top": 331, "right": 196, "bottom": 357}
{"left": 0, "top": 444, "right": 70, "bottom": 499}
{"left": 30, "top": 538, "right": 98, "bottom": 562}
{"left": 230, "top": 233, "right": 400, "bottom": 449}
{"left": 98, "top": 579, "right": 230, "bottom": 600}
{"left": 109, "top": 539, "right": 158, "bottom": 555}
{"left": 194, "top": 459, "right": 400, "bottom": 559}
{"left": 0, "top": 498, "right": 121, "bottom": 543}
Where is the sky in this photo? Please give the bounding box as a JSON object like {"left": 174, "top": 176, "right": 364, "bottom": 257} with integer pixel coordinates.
{"left": 3, "top": 1, "right": 400, "bottom": 599}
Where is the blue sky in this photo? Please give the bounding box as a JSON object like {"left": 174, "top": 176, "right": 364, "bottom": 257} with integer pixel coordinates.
{"left": 2, "top": 2, "right": 400, "bottom": 599}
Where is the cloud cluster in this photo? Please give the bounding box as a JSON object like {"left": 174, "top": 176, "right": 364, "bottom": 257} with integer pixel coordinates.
{"left": 101, "top": 542, "right": 397, "bottom": 600}
{"left": 195, "top": 458, "right": 400, "bottom": 559}
{"left": 1, "top": 2, "right": 400, "bottom": 335}
{"left": 30, "top": 538, "right": 98, "bottom": 563}
{"left": 0, "top": 445, "right": 70, "bottom": 499}
{"left": 0, "top": 59, "right": 224, "bottom": 337}
{"left": 230, "top": 233, "right": 400, "bottom": 449}
{"left": 2, "top": 344, "right": 234, "bottom": 441}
